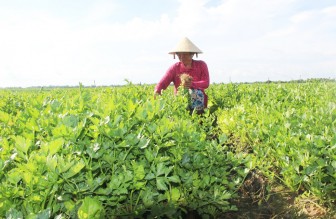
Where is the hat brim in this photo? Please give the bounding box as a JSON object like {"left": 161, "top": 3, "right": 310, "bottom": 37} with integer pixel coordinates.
{"left": 168, "top": 50, "right": 203, "bottom": 54}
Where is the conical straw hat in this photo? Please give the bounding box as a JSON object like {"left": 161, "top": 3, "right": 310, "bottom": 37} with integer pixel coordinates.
{"left": 169, "top": 37, "right": 203, "bottom": 54}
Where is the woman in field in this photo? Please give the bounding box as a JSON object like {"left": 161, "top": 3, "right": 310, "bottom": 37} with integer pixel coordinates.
{"left": 154, "top": 37, "right": 210, "bottom": 113}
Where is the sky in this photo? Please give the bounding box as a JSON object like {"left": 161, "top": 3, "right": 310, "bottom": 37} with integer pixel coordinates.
{"left": 0, "top": 0, "right": 335, "bottom": 88}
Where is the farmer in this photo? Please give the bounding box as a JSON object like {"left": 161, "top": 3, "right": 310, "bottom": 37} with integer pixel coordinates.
{"left": 154, "top": 37, "right": 210, "bottom": 113}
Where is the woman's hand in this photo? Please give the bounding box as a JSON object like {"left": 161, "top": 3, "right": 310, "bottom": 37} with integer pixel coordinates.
{"left": 153, "top": 90, "right": 160, "bottom": 99}
{"left": 183, "top": 80, "right": 192, "bottom": 89}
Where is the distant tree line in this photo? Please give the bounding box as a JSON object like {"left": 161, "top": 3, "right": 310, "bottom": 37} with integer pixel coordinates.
{"left": 1, "top": 78, "right": 334, "bottom": 90}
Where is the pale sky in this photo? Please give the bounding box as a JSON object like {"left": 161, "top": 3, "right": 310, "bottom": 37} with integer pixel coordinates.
{"left": 0, "top": 0, "right": 335, "bottom": 88}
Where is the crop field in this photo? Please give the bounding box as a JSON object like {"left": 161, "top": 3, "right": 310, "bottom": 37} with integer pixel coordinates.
{"left": 0, "top": 79, "right": 335, "bottom": 218}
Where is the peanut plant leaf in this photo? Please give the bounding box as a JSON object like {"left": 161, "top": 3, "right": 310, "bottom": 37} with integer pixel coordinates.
{"left": 156, "top": 177, "right": 168, "bottom": 191}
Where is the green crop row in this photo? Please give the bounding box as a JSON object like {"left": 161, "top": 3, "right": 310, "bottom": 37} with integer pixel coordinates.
{"left": 0, "top": 85, "right": 250, "bottom": 218}
{"left": 209, "top": 81, "right": 336, "bottom": 201}
{"left": 0, "top": 80, "right": 335, "bottom": 218}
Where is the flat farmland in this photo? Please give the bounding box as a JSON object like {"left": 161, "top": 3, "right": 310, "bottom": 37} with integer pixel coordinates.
{"left": 0, "top": 79, "right": 335, "bottom": 218}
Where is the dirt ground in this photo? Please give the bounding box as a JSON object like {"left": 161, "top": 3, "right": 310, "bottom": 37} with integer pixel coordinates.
{"left": 219, "top": 170, "right": 336, "bottom": 219}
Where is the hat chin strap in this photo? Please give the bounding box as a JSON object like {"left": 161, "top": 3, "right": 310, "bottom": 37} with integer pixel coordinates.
{"left": 173, "top": 53, "right": 198, "bottom": 59}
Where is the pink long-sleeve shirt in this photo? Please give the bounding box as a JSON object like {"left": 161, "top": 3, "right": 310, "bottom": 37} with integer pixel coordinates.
{"left": 155, "top": 60, "right": 210, "bottom": 107}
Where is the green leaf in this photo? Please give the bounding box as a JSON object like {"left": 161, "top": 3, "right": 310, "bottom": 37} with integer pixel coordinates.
{"left": 0, "top": 110, "right": 10, "bottom": 123}
{"left": 52, "top": 124, "right": 71, "bottom": 138}
{"left": 6, "top": 208, "right": 23, "bottom": 219}
{"left": 218, "top": 134, "right": 228, "bottom": 144}
{"left": 168, "top": 175, "right": 181, "bottom": 183}
{"left": 56, "top": 157, "right": 73, "bottom": 173}
{"left": 63, "top": 160, "right": 85, "bottom": 179}
{"left": 64, "top": 199, "right": 76, "bottom": 211}
{"left": 144, "top": 173, "right": 155, "bottom": 180}
{"left": 147, "top": 124, "right": 157, "bottom": 134}
{"left": 114, "top": 188, "right": 128, "bottom": 195}
{"left": 124, "top": 133, "right": 139, "bottom": 145}
{"left": 142, "top": 189, "right": 155, "bottom": 207}
{"left": 132, "top": 161, "right": 145, "bottom": 181}
{"left": 133, "top": 181, "right": 146, "bottom": 190}
{"left": 42, "top": 138, "right": 64, "bottom": 155}
{"left": 78, "top": 197, "right": 105, "bottom": 219}
{"left": 138, "top": 138, "right": 150, "bottom": 149}
{"left": 110, "top": 127, "right": 126, "bottom": 138}
{"left": 164, "top": 166, "right": 174, "bottom": 177}
{"left": 156, "top": 163, "right": 166, "bottom": 177}
{"left": 156, "top": 177, "right": 168, "bottom": 191}
{"left": 171, "top": 188, "right": 181, "bottom": 202}
{"left": 144, "top": 149, "right": 154, "bottom": 162}
{"left": 181, "top": 153, "right": 191, "bottom": 165}
{"left": 28, "top": 107, "right": 40, "bottom": 119}
{"left": 7, "top": 169, "right": 22, "bottom": 184}
{"left": 331, "top": 161, "right": 336, "bottom": 169}
{"left": 50, "top": 99, "right": 61, "bottom": 111}
{"left": 14, "top": 135, "right": 32, "bottom": 154}
{"left": 108, "top": 176, "right": 121, "bottom": 190}
{"left": 219, "top": 190, "right": 232, "bottom": 200}
{"left": 35, "top": 209, "right": 51, "bottom": 219}
{"left": 63, "top": 115, "right": 79, "bottom": 128}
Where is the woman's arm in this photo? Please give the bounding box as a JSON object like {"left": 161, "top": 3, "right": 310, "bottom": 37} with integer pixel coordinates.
{"left": 154, "top": 64, "right": 176, "bottom": 94}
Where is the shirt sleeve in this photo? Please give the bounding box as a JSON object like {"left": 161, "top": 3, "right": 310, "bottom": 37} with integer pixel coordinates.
{"left": 154, "top": 64, "right": 176, "bottom": 94}
{"left": 191, "top": 61, "right": 210, "bottom": 90}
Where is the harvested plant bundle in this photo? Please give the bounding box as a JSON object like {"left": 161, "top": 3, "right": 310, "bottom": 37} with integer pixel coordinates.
{"left": 179, "top": 73, "right": 193, "bottom": 87}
